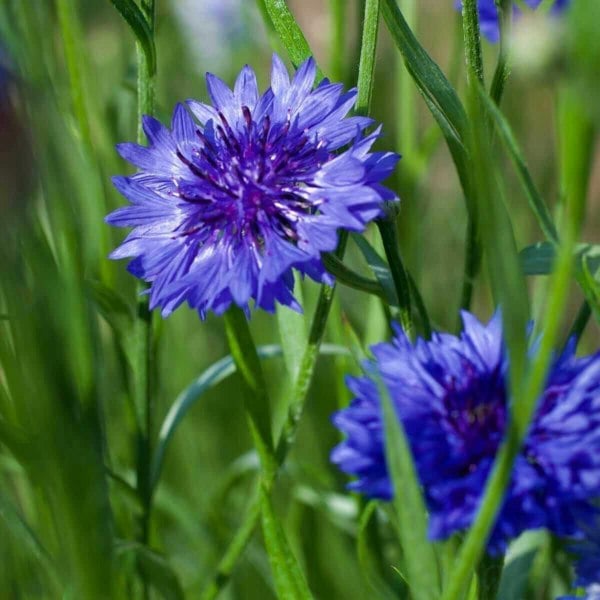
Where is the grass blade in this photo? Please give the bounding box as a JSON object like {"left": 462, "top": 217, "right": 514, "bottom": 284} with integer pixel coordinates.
{"left": 260, "top": 486, "right": 313, "bottom": 599}
{"left": 379, "top": 377, "right": 440, "bottom": 600}
{"left": 108, "top": 0, "right": 156, "bottom": 75}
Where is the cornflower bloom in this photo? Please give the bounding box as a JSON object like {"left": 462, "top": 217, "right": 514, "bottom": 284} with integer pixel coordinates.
{"left": 106, "top": 55, "right": 399, "bottom": 318}
{"left": 331, "top": 312, "right": 600, "bottom": 552}
{"left": 561, "top": 520, "right": 600, "bottom": 600}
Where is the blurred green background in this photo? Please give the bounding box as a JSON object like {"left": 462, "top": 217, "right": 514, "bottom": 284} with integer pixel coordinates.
{"left": 0, "top": 1, "right": 598, "bottom": 598}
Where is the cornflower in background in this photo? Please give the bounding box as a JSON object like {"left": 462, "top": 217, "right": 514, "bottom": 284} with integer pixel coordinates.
{"left": 561, "top": 521, "right": 600, "bottom": 599}
{"left": 331, "top": 312, "right": 600, "bottom": 552}
{"left": 456, "top": 0, "right": 571, "bottom": 42}
{"left": 107, "top": 55, "right": 399, "bottom": 318}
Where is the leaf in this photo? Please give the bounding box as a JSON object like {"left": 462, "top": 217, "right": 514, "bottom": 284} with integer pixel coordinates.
{"left": 0, "top": 493, "right": 59, "bottom": 587}
{"left": 150, "top": 344, "right": 350, "bottom": 493}
{"left": 352, "top": 234, "right": 432, "bottom": 337}
{"left": 497, "top": 549, "right": 538, "bottom": 600}
{"left": 351, "top": 234, "right": 399, "bottom": 308}
{"left": 86, "top": 279, "right": 134, "bottom": 336}
{"left": 116, "top": 541, "right": 184, "bottom": 600}
{"left": 322, "top": 252, "right": 386, "bottom": 300}
{"left": 520, "top": 242, "right": 600, "bottom": 276}
{"left": 356, "top": 502, "right": 399, "bottom": 600}
{"left": 580, "top": 256, "right": 600, "bottom": 324}
{"left": 260, "top": 486, "right": 313, "bottom": 599}
{"left": 478, "top": 87, "right": 559, "bottom": 243}
{"left": 276, "top": 273, "right": 308, "bottom": 379}
{"left": 379, "top": 377, "right": 440, "bottom": 600}
{"left": 260, "top": 0, "right": 320, "bottom": 74}
{"left": 381, "top": 0, "right": 467, "bottom": 153}
{"left": 108, "top": 0, "right": 156, "bottom": 75}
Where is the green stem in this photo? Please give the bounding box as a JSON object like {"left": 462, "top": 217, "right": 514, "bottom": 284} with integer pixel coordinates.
{"left": 567, "top": 301, "right": 591, "bottom": 346}
{"left": 356, "top": 0, "right": 381, "bottom": 115}
{"left": 458, "top": 0, "right": 485, "bottom": 319}
{"left": 223, "top": 308, "right": 278, "bottom": 484}
{"left": 328, "top": 0, "right": 346, "bottom": 81}
{"left": 490, "top": 0, "right": 512, "bottom": 105}
{"left": 462, "top": 0, "right": 485, "bottom": 85}
{"left": 55, "top": 0, "right": 92, "bottom": 151}
{"left": 376, "top": 219, "right": 413, "bottom": 338}
{"left": 133, "top": 0, "right": 155, "bottom": 559}
{"left": 322, "top": 253, "right": 387, "bottom": 299}
{"left": 199, "top": 487, "right": 261, "bottom": 600}
{"left": 458, "top": 217, "right": 482, "bottom": 317}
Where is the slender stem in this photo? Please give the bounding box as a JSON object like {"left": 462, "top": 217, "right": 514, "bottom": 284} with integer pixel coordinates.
{"left": 458, "top": 218, "right": 482, "bottom": 317}
{"left": 133, "top": 0, "right": 155, "bottom": 561}
{"left": 322, "top": 253, "right": 387, "bottom": 299}
{"left": 407, "top": 271, "right": 431, "bottom": 339}
{"left": 398, "top": 0, "right": 417, "bottom": 159}
{"left": 328, "top": 0, "right": 346, "bottom": 81}
{"left": 199, "top": 491, "right": 262, "bottom": 600}
{"left": 377, "top": 219, "right": 413, "bottom": 338}
{"left": 458, "top": 0, "right": 485, "bottom": 320}
{"left": 223, "top": 308, "right": 278, "bottom": 483}
{"left": 567, "top": 301, "right": 591, "bottom": 346}
{"left": 55, "top": 0, "right": 92, "bottom": 151}
{"left": 490, "top": 0, "right": 512, "bottom": 105}
{"left": 356, "top": 0, "right": 381, "bottom": 116}
{"left": 461, "top": 0, "right": 485, "bottom": 85}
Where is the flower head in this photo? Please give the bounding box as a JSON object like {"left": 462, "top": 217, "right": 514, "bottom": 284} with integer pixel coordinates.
{"left": 331, "top": 312, "right": 600, "bottom": 552}
{"left": 557, "top": 517, "right": 600, "bottom": 600}
{"left": 107, "top": 55, "right": 399, "bottom": 318}
{"left": 456, "top": 0, "right": 571, "bottom": 43}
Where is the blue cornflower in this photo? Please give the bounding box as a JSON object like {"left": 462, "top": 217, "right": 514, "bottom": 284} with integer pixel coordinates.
{"left": 106, "top": 54, "right": 399, "bottom": 318}
{"left": 456, "top": 0, "right": 571, "bottom": 43}
{"left": 560, "top": 520, "right": 600, "bottom": 600}
{"left": 331, "top": 312, "right": 600, "bottom": 552}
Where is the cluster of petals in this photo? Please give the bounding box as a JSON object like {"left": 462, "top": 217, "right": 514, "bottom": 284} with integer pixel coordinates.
{"left": 456, "top": 0, "right": 570, "bottom": 42}
{"left": 331, "top": 311, "right": 600, "bottom": 552}
{"left": 106, "top": 54, "right": 399, "bottom": 318}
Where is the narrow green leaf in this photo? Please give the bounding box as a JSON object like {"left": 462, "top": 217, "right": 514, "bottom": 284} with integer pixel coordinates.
{"left": 151, "top": 344, "right": 349, "bottom": 492}
{"left": 519, "top": 242, "right": 600, "bottom": 276}
{"left": 478, "top": 88, "right": 559, "bottom": 243}
{"left": 0, "top": 494, "right": 60, "bottom": 586}
{"left": 352, "top": 234, "right": 400, "bottom": 308}
{"left": 356, "top": 0, "right": 381, "bottom": 115}
{"left": 379, "top": 378, "right": 440, "bottom": 600}
{"left": 382, "top": 0, "right": 467, "bottom": 145}
{"left": 497, "top": 549, "right": 537, "bottom": 600}
{"left": 580, "top": 256, "right": 600, "bottom": 324}
{"left": 276, "top": 274, "right": 308, "bottom": 379}
{"left": 86, "top": 279, "right": 134, "bottom": 336}
{"left": 116, "top": 541, "right": 184, "bottom": 600}
{"left": 322, "top": 253, "right": 386, "bottom": 300}
{"left": 357, "top": 502, "right": 399, "bottom": 600}
{"left": 260, "top": 0, "right": 319, "bottom": 72}
{"left": 352, "top": 234, "right": 432, "bottom": 337}
{"left": 260, "top": 486, "right": 313, "bottom": 600}
{"left": 109, "top": 0, "right": 156, "bottom": 75}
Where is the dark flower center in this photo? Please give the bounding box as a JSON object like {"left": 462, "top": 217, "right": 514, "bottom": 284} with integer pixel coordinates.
{"left": 174, "top": 108, "right": 332, "bottom": 249}
{"left": 442, "top": 361, "right": 507, "bottom": 469}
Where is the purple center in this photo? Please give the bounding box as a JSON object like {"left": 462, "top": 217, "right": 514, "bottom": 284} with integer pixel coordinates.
{"left": 441, "top": 362, "right": 507, "bottom": 472}
{"left": 173, "top": 108, "right": 331, "bottom": 250}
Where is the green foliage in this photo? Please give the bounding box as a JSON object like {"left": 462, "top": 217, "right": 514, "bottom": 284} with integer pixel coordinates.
{"left": 0, "top": 0, "right": 598, "bottom": 598}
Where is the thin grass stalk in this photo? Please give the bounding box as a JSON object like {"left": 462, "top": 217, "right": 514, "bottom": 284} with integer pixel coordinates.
{"left": 132, "top": 6, "right": 156, "bottom": 598}
{"left": 458, "top": 0, "right": 484, "bottom": 318}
